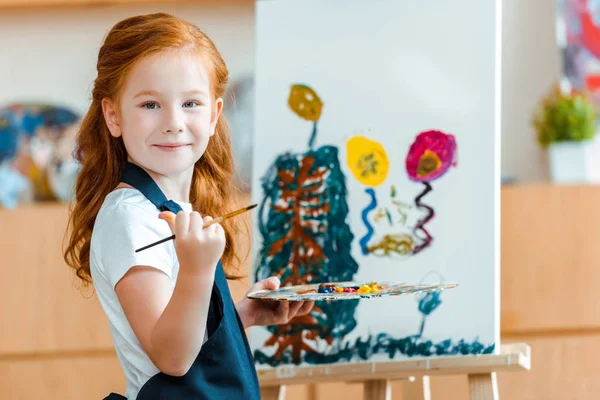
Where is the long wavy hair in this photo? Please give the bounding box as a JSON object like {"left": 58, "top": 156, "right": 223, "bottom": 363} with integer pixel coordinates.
{"left": 64, "top": 13, "right": 246, "bottom": 285}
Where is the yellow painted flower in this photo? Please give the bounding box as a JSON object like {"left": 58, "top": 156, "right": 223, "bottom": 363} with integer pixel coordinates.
{"left": 288, "top": 84, "right": 323, "bottom": 122}
{"left": 346, "top": 136, "right": 389, "bottom": 187}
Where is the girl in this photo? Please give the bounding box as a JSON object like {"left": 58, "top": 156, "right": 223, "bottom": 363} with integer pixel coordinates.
{"left": 63, "top": 13, "right": 314, "bottom": 400}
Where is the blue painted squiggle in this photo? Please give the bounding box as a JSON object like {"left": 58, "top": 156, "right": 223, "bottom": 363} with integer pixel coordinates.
{"left": 359, "top": 188, "right": 378, "bottom": 255}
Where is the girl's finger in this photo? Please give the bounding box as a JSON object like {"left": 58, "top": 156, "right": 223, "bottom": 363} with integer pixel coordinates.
{"left": 158, "top": 211, "right": 176, "bottom": 233}
{"left": 209, "top": 222, "right": 223, "bottom": 237}
{"left": 276, "top": 301, "right": 289, "bottom": 321}
{"left": 297, "top": 301, "right": 315, "bottom": 316}
{"left": 290, "top": 301, "right": 304, "bottom": 313}
{"left": 175, "top": 210, "right": 189, "bottom": 238}
{"left": 203, "top": 216, "right": 218, "bottom": 234}
{"left": 288, "top": 301, "right": 304, "bottom": 318}
{"left": 189, "top": 211, "right": 204, "bottom": 235}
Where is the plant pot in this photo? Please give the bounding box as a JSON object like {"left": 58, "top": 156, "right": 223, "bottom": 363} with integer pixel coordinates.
{"left": 548, "top": 138, "right": 600, "bottom": 183}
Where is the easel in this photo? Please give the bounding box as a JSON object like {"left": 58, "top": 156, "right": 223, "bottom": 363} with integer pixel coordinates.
{"left": 259, "top": 343, "right": 530, "bottom": 400}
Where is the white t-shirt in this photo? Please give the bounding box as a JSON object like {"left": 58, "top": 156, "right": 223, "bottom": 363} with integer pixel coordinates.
{"left": 90, "top": 188, "right": 198, "bottom": 399}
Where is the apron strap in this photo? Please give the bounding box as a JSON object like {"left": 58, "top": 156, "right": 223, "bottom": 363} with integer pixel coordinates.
{"left": 120, "top": 162, "right": 183, "bottom": 214}
{"left": 119, "top": 161, "right": 219, "bottom": 335}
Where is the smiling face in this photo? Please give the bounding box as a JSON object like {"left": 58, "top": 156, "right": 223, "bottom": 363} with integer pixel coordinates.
{"left": 102, "top": 49, "right": 223, "bottom": 178}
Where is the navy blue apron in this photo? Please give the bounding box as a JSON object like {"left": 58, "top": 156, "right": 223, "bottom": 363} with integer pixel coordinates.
{"left": 104, "top": 162, "right": 260, "bottom": 400}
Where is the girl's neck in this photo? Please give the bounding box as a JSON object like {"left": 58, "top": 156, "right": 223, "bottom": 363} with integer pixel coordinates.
{"left": 123, "top": 160, "right": 194, "bottom": 203}
{"left": 149, "top": 171, "right": 193, "bottom": 203}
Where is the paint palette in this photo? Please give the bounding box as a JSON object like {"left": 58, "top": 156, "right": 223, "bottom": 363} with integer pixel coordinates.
{"left": 247, "top": 281, "right": 458, "bottom": 302}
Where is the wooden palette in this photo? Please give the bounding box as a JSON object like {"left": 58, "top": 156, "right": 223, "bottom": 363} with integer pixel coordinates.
{"left": 247, "top": 281, "right": 458, "bottom": 301}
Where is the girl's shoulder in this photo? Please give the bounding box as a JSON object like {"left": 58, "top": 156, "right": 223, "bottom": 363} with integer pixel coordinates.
{"left": 90, "top": 188, "right": 178, "bottom": 286}
{"left": 93, "top": 188, "right": 164, "bottom": 241}
{"left": 100, "top": 188, "right": 158, "bottom": 216}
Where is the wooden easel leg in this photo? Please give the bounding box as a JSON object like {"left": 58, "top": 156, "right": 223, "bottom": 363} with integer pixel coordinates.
{"left": 307, "top": 383, "right": 317, "bottom": 400}
{"left": 364, "top": 379, "right": 391, "bottom": 400}
{"left": 468, "top": 373, "right": 499, "bottom": 400}
{"left": 403, "top": 376, "right": 431, "bottom": 400}
{"left": 260, "top": 384, "right": 286, "bottom": 400}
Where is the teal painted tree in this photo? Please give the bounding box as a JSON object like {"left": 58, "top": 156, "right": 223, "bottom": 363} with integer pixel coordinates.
{"left": 254, "top": 84, "right": 359, "bottom": 365}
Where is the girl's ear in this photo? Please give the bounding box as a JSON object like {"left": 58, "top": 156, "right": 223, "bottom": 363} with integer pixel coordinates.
{"left": 102, "top": 98, "right": 122, "bottom": 138}
{"left": 210, "top": 97, "right": 224, "bottom": 137}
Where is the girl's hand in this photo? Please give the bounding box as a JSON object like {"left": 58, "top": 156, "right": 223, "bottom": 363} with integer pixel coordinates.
{"left": 159, "top": 210, "right": 225, "bottom": 275}
{"left": 236, "top": 277, "right": 315, "bottom": 328}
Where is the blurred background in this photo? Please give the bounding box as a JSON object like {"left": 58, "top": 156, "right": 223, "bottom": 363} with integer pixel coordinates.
{"left": 0, "top": 0, "right": 597, "bottom": 399}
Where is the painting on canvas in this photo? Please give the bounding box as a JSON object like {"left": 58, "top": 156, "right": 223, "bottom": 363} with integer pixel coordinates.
{"left": 249, "top": 0, "right": 501, "bottom": 368}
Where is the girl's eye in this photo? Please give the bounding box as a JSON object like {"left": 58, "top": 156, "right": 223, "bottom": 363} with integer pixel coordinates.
{"left": 141, "top": 101, "right": 158, "bottom": 109}
{"left": 183, "top": 101, "right": 201, "bottom": 108}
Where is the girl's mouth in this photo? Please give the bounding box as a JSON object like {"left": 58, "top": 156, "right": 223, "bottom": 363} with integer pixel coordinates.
{"left": 153, "top": 143, "right": 191, "bottom": 152}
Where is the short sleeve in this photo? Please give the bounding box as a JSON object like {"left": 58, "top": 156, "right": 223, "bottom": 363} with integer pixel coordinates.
{"left": 93, "top": 202, "right": 175, "bottom": 289}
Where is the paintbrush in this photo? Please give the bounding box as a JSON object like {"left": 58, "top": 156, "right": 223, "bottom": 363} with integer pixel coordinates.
{"left": 135, "top": 204, "right": 257, "bottom": 253}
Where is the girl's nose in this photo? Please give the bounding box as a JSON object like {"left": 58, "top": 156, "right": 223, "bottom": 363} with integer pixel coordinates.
{"left": 164, "top": 126, "right": 184, "bottom": 134}
{"left": 162, "top": 110, "right": 184, "bottom": 134}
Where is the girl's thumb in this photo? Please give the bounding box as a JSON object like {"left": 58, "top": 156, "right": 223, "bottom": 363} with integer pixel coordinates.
{"left": 158, "top": 211, "right": 176, "bottom": 232}
{"left": 262, "top": 276, "right": 281, "bottom": 291}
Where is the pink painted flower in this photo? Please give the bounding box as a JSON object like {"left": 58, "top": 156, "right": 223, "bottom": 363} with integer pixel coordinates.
{"left": 405, "top": 130, "right": 457, "bottom": 182}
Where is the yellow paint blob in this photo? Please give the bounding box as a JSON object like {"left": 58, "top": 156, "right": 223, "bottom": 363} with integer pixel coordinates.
{"left": 346, "top": 136, "right": 389, "bottom": 187}
{"left": 357, "top": 285, "right": 372, "bottom": 294}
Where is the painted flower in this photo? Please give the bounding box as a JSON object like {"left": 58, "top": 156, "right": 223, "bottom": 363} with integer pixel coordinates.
{"left": 418, "top": 291, "right": 442, "bottom": 316}
{"left": 288, "top": 84, "right": 323, "bottom": 122}
{"left": 405, "top": 130, "right": 457, "bottom": 182}
{"left": 346, "top": 135, "right": 389, "bottom": 187}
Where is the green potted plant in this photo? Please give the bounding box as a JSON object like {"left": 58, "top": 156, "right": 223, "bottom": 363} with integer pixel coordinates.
{"left": 532, "top": 84, "right": 599, "bottom": 183}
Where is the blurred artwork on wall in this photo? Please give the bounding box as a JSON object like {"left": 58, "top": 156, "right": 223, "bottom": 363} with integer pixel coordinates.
{"left": 0, "top": 103, "right": 80, "bottom": 209}
{"left": 558, "top": 0, "right": 600, "bottom": 108}
{"left": 225, "top": 76, "right": 255, "bottom": 192}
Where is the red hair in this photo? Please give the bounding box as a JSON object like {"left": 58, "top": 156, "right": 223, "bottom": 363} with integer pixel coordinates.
{"left": 64, "top": 13, "right": 245, "bottom": 284}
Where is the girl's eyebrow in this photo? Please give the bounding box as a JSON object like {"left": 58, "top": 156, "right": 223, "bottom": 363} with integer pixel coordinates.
{"left": 133, "top": 90, "right": 160, "bottom": 98}
{"left": 133, "top": 89, "right": 208, "bottom": 98}
{"left": 182, "top": 89, "right": 209, "bottom": 97}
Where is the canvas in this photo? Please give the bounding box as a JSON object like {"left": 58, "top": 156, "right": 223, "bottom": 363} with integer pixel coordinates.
{"left": 249, "top": 0, "right": 501, "bottom": 368}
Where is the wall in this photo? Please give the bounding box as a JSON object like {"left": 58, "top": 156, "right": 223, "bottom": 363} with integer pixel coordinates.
{"left": 501, "top": 0, "right": 561, "bottom": 183}
{"left": 0, "top": 0, "right": 255, "bottom": 120}
{"left": 0, "top": 0, "right": 561, "bottom": 183}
